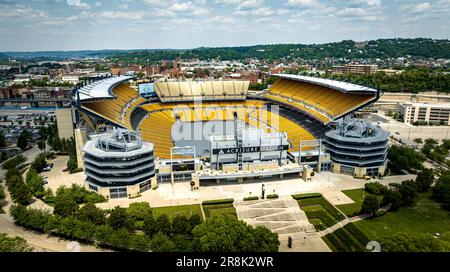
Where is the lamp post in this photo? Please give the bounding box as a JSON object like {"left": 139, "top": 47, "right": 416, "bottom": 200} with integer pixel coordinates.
{"left": 261, "top": 184, "right": 265, "bottom": 199}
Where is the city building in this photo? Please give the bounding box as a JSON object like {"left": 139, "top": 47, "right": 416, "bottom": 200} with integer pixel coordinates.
{"left": 323, "top": 118, "right": 389, "bottom": 178}
{"left": 331, "top": 64, "right": 378, "bottom": 75}
{"left": 83, "top": 128, "right": 156, "bottom": 199}
{"left": 399, "top": 102, "right": 450, "bottom": 125}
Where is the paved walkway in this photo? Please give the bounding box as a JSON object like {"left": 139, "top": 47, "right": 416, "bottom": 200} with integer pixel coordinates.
{"left": 234, "top": 197, "right": 331, "bottom": 252}
{"left": 318, "top": 206, "right": 392, "bottom": 237}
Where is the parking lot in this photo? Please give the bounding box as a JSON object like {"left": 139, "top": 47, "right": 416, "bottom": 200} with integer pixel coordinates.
{"left": 41, "top": 156, "right": 85, "bottom": 191}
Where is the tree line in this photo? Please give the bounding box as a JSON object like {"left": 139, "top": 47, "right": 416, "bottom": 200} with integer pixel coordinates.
{"left": 10, "top": 202, "right": 279, "bottom": 252}
{"left": 109, "top": 38, "right": 450, "bottom": 65}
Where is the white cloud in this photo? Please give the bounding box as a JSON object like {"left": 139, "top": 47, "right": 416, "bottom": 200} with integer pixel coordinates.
{"left": 335, "top": 7, "right": 381, "bottom": 22}
{"left": 66, "top": 0, "right": 90, "bottom": 9}
{"left": 142, "top": 0, "right": 161, "bottom": 4}
{"left": 237, "top": 0, "right": 262, "bottom": 10}
{"left": 98, "top": 11, "right": 146, "bottom": 20}
{"left": 254, "top": 7, "right": 273, "bottom": 16}
{"left": 215, "top": 0, "right": 242, "bottom": 5}
{"left": 414, "top": 2, "right": 431, "bottom": 12}
{"left": 169, "top": 2, "right": 193, "bottom": 12}
{"left": 287, "top": 0, "right": 317, "bottom": 6}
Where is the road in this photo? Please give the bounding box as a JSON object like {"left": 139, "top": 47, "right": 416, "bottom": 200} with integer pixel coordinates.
{"left": 0, "top": 214, "right": 110, "bottom": 252}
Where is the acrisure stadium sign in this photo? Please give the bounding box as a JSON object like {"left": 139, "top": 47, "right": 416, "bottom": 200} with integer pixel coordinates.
{"left": 212, "top": 145, "right": 289, "bottom": 155}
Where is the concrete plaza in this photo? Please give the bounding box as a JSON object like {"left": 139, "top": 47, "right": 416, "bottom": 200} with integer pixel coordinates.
{"left": 96, "top": 172, "right": 415, "bottom": 209}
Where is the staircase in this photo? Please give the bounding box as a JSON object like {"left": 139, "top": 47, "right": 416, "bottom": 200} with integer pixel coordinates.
{"left": 234, "top": 197, "right": 331, "bottom": 252}
{"left": 234, "top": 197, "right": 316, "bottom": 236}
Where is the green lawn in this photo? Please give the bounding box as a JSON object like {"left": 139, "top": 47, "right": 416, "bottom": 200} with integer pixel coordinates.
{"left": 296, "top": 195, "right": 345, "bottom": 231}
{"left": 322, "top": 223, "right": 370, "bottom": 252}
{"left": 202, "top": 203, "right": 237, "bottom": 219}
{"left": 152, "top": 204, "right": 204, "bottom": 221}
{"left": 336, "top": 189, "right": 368, "bottom": 217}
{"left": 354, "top": 193, "right": 450, "bottom": 243}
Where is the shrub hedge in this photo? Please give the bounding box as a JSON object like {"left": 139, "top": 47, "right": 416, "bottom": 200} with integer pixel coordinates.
{"left": 292, "top": 193, "right": 323, "bottom": 200}
{"left": 266, "top": 194, "right": 279, "bottom": 199}
{"left": 201, "top": 199, "right": 234, "bottom": 205}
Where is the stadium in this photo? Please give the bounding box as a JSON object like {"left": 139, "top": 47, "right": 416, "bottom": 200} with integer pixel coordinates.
{"left": 69, "top": 74, "right": 385, "bottom": 199}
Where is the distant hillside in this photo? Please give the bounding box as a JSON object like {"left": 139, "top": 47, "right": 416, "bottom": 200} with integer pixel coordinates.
{"left": 0, "top": 49, "right": 147, "bottom": 60}
{"left": 1, "top": 38, "right": 449, "bottom": 62}
{"left": 110, "top": 38, "right": 450, "bottom": 64}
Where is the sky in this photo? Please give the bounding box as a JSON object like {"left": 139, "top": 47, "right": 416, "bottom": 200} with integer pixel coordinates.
{"left": 0, "top": 0, "right": 449, "bottom": 51}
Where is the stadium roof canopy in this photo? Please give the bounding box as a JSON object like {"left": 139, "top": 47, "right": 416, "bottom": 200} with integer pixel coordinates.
{"left": 76, "top": 75, "right": 133, "bottom": 102}
{"left": 274, "top": 74, "right": 378, "bottom": 94}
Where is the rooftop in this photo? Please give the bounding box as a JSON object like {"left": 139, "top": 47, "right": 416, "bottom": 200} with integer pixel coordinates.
{"left": 325, "top": 118, "right": 389, "bottom": 143}
{"left": 274, "top": 74, "right": 378, "bottom": 94}
{"left": 83, "top": 128, "right": 154, "bottom": 157}
{"left": 75, "top": 75, "right": 133, "bottom": 101}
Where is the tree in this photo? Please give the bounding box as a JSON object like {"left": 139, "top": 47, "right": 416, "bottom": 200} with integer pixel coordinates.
{"left": 385, "top": 189, "right": 404, "bottom": 210}
{"left": 172, "top": 234, "right": 195, "bottom": 252}
{"left": 192, "top": 215, "right": 279, "bottom": 252}
{"left": 364, "top": 182, "right": 387, "bottom": 195}
{"left": 129, "top": 234, "right": 151, "bottom": 252}
{"left": 379, "top": 233, "right": 450, "bottom": 252}
{"left": 0, "top": 233, "right": 33, "bottom": 252}
{"left": 188, "top": 214, "right": 202, "bottom": 231}
{"left": 442, "top": 139, "right": 450, "bottom": 150}
{"left": 0, "top": 132, "right": 6, "bottom": 147}
{"left": 413, "top": 138, "right": 423, "bottom": 149}
{"left": 127, "top": 202, "right": 152, "bottom": 222}
{"left": 6, "top": 175, "right": 32, "bottom": 205}
{"left": 108, "top": 206, "right": 133, "bottom": 231}
{"left": 30, "top": 153, "right": 46, "bottom": 173}
{"left": 172, "top": 215, "right": 189, "bottom": 235}
{"left": 415, "top": 169, "right": 434, "bottom": 193}
{"left": 25, "top": 168, "right": 44, "bottom": 195}
{"left": 387, "top": 145, "right": 425, "bottom": 173}
{"left": 107, "top": 228, "right": 131, "bottom": 249}
{"left": 432, "top": 173, "right": 450, "bottom": 210}
{"left": 10, "top": 205, "right": 51, "bottom": 231}
{"left": 37, "top": 140, "right": 46, "bottom": 152}
{"left": 360, "top": 195, "right": 380, "bottom": 215}
{"left": 77, "top": 202, "right": 106, "bottom": 225}
{"left": 150, "top": 232, "right": 176, "bottom": 252}
{"left": 2, "top": 155, "right": 26, "bottom": 170}
{"left": 156, "top": 214, "right": 171, "bottom": 235}
{"left": 16, "top": 130, "right": 30, "bottom": 150}
{"left": 143, "top": 214, "right": 158, "bottom": 237}
{"left": 53, "top": 192, "right": 79, "bottom": 217}
{"left": 399, "top": 180, "right": 418, "bottom": 206}
{"left": 0, "top": 184, "right": 5, "bottom": 201}
{"left": 51, "top": 137, "right": 61, "bottom": 151}
{"left": 67, "top": 156, "right": 77, "bottom": 172}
